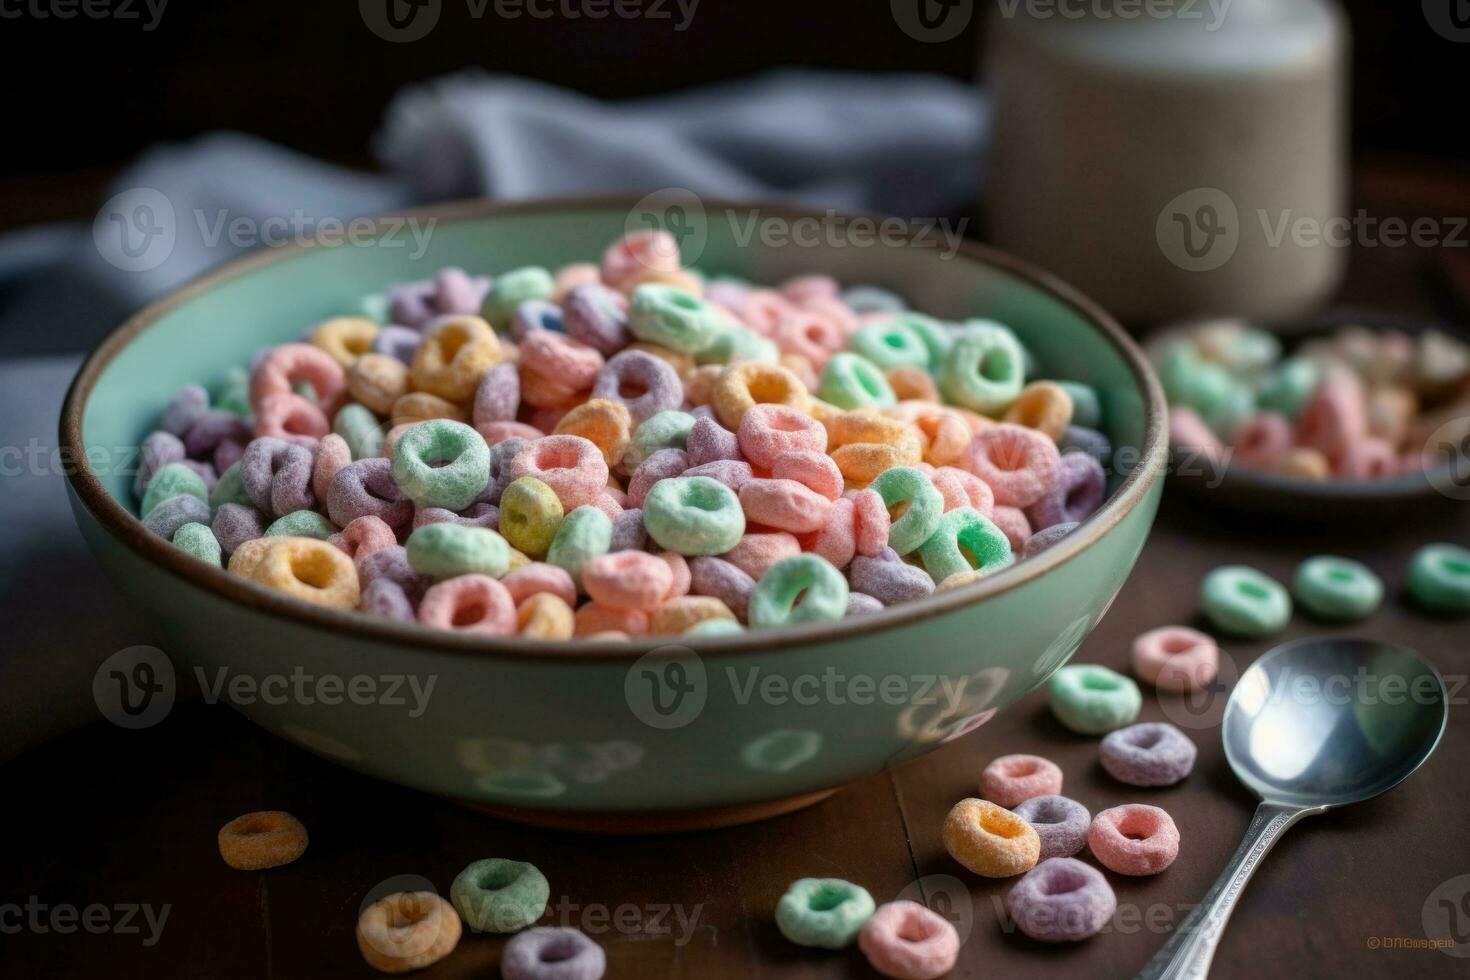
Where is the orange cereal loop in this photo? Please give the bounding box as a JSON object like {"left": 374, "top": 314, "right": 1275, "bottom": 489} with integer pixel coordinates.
{"left": 886, "top": 366, "right": 939, "bottom": 402}
{"left": 627, "top": 341, "right": 696, "bottom": 380}
{"left": 712, "top": 361, "right": 810, "bottom": 429}
{"left": 1003, "top": 380, "right": 1074, "bottom": 440}
{"left": 516, "top": 592, "right": 576, "bottom": 640}
{"left": 310, "top": 317, "right": 379, "bottom": 367}
{"left": 217, "top": 810, "right": 309, "bottom": 870}
{"left": 230, "top": 536, "right": 360, "bottom": 609}
{"left": 890, "top": 402, "right": 970, "bottom": 467}
{"left": 390, "top": 391, "right": 468, "bottom": 425}
{"left": 356, "top": 891, "right": 462, "bottom": 974}
{"left": 618, "top": 266, "right": 704, "bottom": 298}
{"left": 554, "top": 398, "right": 634, "bottom": 468}
{"left": 942, "top": 798, "right": 1041, "bottom": 878}
{"left": 824, "top": 409, "right": 910, "bottom": 450}
{"left": 519, "top": 365, "right": 583, "bottom": 409}
{"left": 804, "top": 396, "right": 847, "bottom": 428}
{"left": 684, "top": 364, "right": 724, "bottom": 407}
{"left": 833, "top": 442, "right": 916, "bottom": 486}
{"left": 347, "top": 353, "right": 410, "bottom": 416}
{"left": 573, "top": 601, "right": 650, "bottom": 636}
{"left": 650, "top": 595, "right": 736, "bottom": 634}
{"left": 410, "top": 315, "right": 502, "bottom": 402}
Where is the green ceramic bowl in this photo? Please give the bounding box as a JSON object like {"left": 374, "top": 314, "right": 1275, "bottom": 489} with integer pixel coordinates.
{"left": 61, "top": 198, "right": 1167, "bottom": 831}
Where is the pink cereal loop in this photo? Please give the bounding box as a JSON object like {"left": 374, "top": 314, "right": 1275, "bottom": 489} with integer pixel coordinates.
{"left": 802, "top": 495, "right": 856, "bottom": 570}
{"left": 502, "top": 563, "right": 577, "bottom": 607}
{"left": 249, "top": 343, "right": 346, "bottom": 416}
{"left": 601, "top": 230, "right": 680, "bottom": 288}
{"left": 329, "top": 515, "right": 397, "bottom": 562}
{"left": 518, "top": 330, "right": 606, "bottom": 391}
{"left": 507, "top": 435, "right": 609, "bottom": 510}
{"left": 1087, "top": 804, "right": 1180, "bottom": 876}
{"left": 477, "top": 420, "right": 546, "bottom": 447}
{"left": 1168, "top": 406, "right": 1224, "bottom": 466}
{"left": 659, "top": 551, "right": 691, "bottom": 601}
{"left": 574, "top": 601, "right": 650, "bottom": 636}
{"left": 739, "top": 289, "right": 796, "bottom": 337}
{"left": 779, "top": 274, "right": 840, "bottom": 307}
{"left": 858, "top": 901, "right": 960, "bottom": 980}
{"left": 1297, "top": 373, "right": 1366, "bottom": 462}
{"left": 848, "top": 488, "right": 891, "bottom": 557}
{"left": 963, "top": 423, "right": 1061, "bottom": 508}
{"left": 772, "top": 310, "right": 845, "bottom": 369}
{"left": 737, "top": 404, "right": 828, "bottom": 470}
{"left": 990, "top": 505, "right": 1032, "bottom": 551}
{"left": 1336, "top": 436, "right": 1398, "bottom": 479}
{"left": 979, "top": 754, "right": 1064, "bottom": 808}
{"left": 738, "top": 478, "right": 834, "bottom": 534}
{"left": 311, "top": 434, "right": 352, "bottom": 502}
{"left": 938, "top": 466, "right": 994, "bottom": 517}
{"left": 722, "top": 531, "right": 800, "bottom": 580}
{"left": 254, "top": 392, "right": 329, "bottom": 444}
{"left": 417, "top": 575, "right": 516, "bottom": 635}
{"left": 582, "top": 551, "right": 675, "bottom": 611}
{"left": 770, "top": 450, "right": 843, "bottom": 500}
{"left": 1131, "top": 626, "right": 1219, "bottom": 692}
{"left": 1231, "top": 412, "right": 1293, "bottom": 467}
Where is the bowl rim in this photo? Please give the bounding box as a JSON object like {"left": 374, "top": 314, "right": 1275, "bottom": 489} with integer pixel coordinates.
{"left": 60, "top": 194, "right": 1169, "bottom": 661}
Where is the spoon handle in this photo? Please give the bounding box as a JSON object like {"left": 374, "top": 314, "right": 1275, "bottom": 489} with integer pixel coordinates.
{"left": 1138, "top": 801, "right": 1311, "bottom": 980}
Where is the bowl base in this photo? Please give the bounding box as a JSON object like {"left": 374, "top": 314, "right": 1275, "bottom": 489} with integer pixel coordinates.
{"left": 458, "top": 787, "right": 841, "bottom": 834}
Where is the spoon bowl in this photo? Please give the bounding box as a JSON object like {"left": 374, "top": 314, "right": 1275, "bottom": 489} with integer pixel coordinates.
{"left": 1142, "top": 636, "right": 1447, "bottom": 979}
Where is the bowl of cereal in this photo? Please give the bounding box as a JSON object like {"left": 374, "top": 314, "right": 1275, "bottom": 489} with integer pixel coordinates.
{"left": 62, "top": 197, "right": 1167, "bottom": 831}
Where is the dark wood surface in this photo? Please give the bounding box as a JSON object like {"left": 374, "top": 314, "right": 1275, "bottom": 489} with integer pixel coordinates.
{"left": 3, "top": 160, "right": 1469, "bottom": 978}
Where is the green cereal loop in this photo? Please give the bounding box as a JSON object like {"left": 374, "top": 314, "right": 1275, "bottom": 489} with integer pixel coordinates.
{"left": 499, "top": 476, "right": 564, "bottom": 558}
{"left": 1200, "top": 382, "right": 1256, "bottom": 440}
{"left": 622, "top": 410, "right": 696, "bottom": 473}
{"left": 918, "top": 507, "right": 1013, "bottom": 582}
{"left": 695, "top": 325, "right": 779, "bottom": 366}
{"left": 868, "top": 466, "right": 944, "bottom": 555}
{"left": 1047, "top": 664, "right": 1142, "bottom": 734}
{"left": 749, "top": 554, "right": 849, "bottom": 627}
{"left": 627, "top": 284, "right": 724, "bottom": 353}
{"left": 818, "top": 352, "right": 896, "bottom": 410}
{"left": 215, "top": 365, "right": 252, "bottom": 417}
{"left": 482, "top": 266, "right": 554, "bottom": 331}
{"left": 141, "top": 463, "right": 208, "bottom": 517}
{"left": 407, "top": 522, "right": 512, "bottom": 580}
{"left": 1158, "top": 344, "right": 1203, "bottom": 403}
{"left": 333, "top": 403, "right": 385, "bottom": 460}
{"left": 545, "top": 505, "right": 613, "bottom": 587}
{"left": 265, "top": 510, "right": 335, "bottom": 540}
{"left": 775, "top": 878, "right": 875, "bottom": 949}
{"left": 958, "top": 319, "right": 1034, "bottom": 375}
{"left": 1200, "top": 565, "right": 1292, "bottom": 638}
{"left": 684, "top": 618, "right": 745, "bottom": 638}
{"left": 391, "top": 419, "right": 490, "bottom": 511}
{"left": 1220, "top": 326, "right": 1281, "bottom": 377}
{"left": 1292, "top": 555, "right": 1383, "bottom": 621}
{"left": 938, "top": 324, "right": 1026, "bottom": 413}
{"left": 209, "top": 462, "right": 252, "bottom": 510}
{"left": 892, "top": 313, "right": 953, "bottom": 371}
{"left": 172, "top": 522, "right": 222, "bottom": 566}
{"left": 1057, "top": 381, "right": 1103, "bottom": 430}
{"left": 1407, "top": 543, "right": 1470, "bottom": 615}
{"left": 642, "top": 476, "right": 746, "bottom": 556}
{"left": 850, "top": 320, "right": 930, "bottom": 372}
{"left": 1256, "top": 358, "right": 1320, "bottom": 420}
{"left": 449, "top": 858, "right": 550, "bottom": 934}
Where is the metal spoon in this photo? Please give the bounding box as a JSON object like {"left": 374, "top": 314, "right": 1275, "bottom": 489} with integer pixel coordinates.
{"left": 1139, "top": 636, "right": 1448, "bottom": 979}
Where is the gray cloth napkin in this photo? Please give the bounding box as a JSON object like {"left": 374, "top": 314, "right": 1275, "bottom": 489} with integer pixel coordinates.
{"left": 0, "top": 69, "right": 985, "bottom": 759}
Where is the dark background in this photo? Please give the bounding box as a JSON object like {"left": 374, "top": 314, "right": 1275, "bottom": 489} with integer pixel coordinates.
{"left": 0, "top": 1, "right": 1463, "bottom": 231}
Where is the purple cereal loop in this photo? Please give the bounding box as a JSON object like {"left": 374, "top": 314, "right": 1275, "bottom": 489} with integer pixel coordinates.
{"left": 847, "top": 591, "right": 884, "bottom": 615}
{"left": 142, "top": 494, "right": 211, "bottom": 539}
{"left": 134, "top": 430, "right": 185, "bottom": 498}
{"left": 681, "top": 459, "right": 753, "bottom": 493}
{"left": 240, "top": 437, "right": 316, "bottom": 517}
{"left": 473, "top": 362, "right": 521, "bottom": 427}
{"left": 591, "top": 349, "right": 682, "bottom": 424}
{"left": 388, "top": 281, "right": 436, "bottom": 329}
{"left": 212, "top": 502, "right": 266, "bottom": 558}
{"left": 1099, "top": 722, "right": 1197, "bottom": 787}
{"left": 501, "top": 927, "right": 605, "bottom": 980}
{"left": 1026, "top": 451, "right": 1105, "bottom": 530}
{"left": 161, "top": 384, "right": 210, "bottom": 436}
{"left": 1005, "top": 857, "right": 1116, "bottom": 943}
{"left": 356, "top": 545, "right": 430, "bottom": 600}
{"left": 179, "top": 459, "right": 219, "bottom": 491}
{"left": 215, "top": 437, "right": 247, "bottom": 473}
{"left": 685, "top": 415, "right": 743, "bottom": 466}
{"left": 435, "top": 267, "right": 492, "bottom": 317}
{"left": 372, "top": 324, "right": 422, "bottom": 363}
{"left": 563, "top": 282, "right": 630, "bottom": 354}
{"left": 689, "top": 556, "right": 755, "bottom": 622}
{"left": 610, "top": 508, "right": 648, "bottom": 552}
{"left": 627, "top": 448, "right": 690, "bottom": 507}
{"left": 704, "top": 279, "right": 750, "bottom": 315}
{"left": 874, "top": 547, "right": 902, "bottom": 564}
{"left": 485, "top": 436, "right": 530, "bottom": 505}
{"left": 1059, "top": 424, "right": 1112, "bottom": 465}
{"left": 184, "top": 410, "right": 253, "bottom": 459}
{"left": 510, "top": 299, "right": 565, "bottom": 340}
{"left": 849, "top": 555, "right": 935, "bottom": 605}
{"left": 360, "top": 577, "right": 416, "bottom": 621}
{"left": 1012, "top": 795, "right": 1091, "bottom": 860}
{"left": 690, "top": 404, "right": 716, "bottom": 422}
{"left": 413, "top": 502, "right": 499, "bottom": 530}
{"left": 326, "top": 457, "right": 412, "bottom": 530}
{"left": 1022, "top": 521, "right": 1079, "bottom": 560}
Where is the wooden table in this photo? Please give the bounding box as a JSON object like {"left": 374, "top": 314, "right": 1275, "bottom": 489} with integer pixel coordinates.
{"left": 3, "top": 159, "right": 1469, "bottom": 978}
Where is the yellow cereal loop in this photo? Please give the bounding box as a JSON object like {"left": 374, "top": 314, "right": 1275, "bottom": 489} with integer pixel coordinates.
{"left": 391, "top": 392, "right": 469, "bottom": 425}
{"left": 499, "top": 477, "right": 564, "bottom": 558}
{"left": 1002, "top": 381, "right": 1075, "bottom": 440}
{"left": 942, "top": 798, "right": 1041, "bottom": 877}
{"left": 347, "top": 353, "right": 410, "bottom": 415}
{"left": 230, "top": 536, "right": 360, "bottom": 609}
{"left": 516, "top": 592, "right": 575, "bottom": 640}
{"left": 410, "top": 315, "right": 502, "bottom": 401}
{"left": 650, "top": 595, "right": 736, "bottom": 635}
{"left": 712, "top": 361, "right": 810, "bottom": 429}
{"left": 311, "top": 317, "right": 379, "bottom": 367}
{"left": 553, "top": 398, "right": 634, "bottom": 469}
{"left": 886, "top": 366, "right": 940, "bottom": 403}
